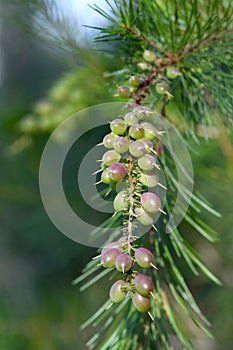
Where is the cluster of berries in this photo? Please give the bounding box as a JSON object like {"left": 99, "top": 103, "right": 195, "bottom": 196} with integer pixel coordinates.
{"left": 100, "top": 238, "right": 156, "bottom": 315}
{"left": 96, "top": 105, "right": 165, "bottom": 227}
{"left": 117, "top": 50, "right": 181, "bottom": 101}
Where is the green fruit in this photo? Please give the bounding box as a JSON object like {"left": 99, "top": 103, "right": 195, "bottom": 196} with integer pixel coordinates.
{"left": 101, "top": 168, "right": 112, "bottom": 184}
{"left": 110, "top": 119, "right": 127, "bottom": 135}
{"left": 129, "top": 124, "right": 144, "bottom": 139}
{"left": 118, "top": 86, "right": 131, "bottom": 98}
{"left": 141, "top": 122, "right": 157, "bottom": 141}
{"left": 129, "top": 141, "right": 147, "bottom": 158}
{"left": 109, "top": 280, "right": 126, "bottom": 303}
{"left": 140, "top": 171, "right": 159, "bottom": 188}
{"left": 138, "top": 154, "right": 156, "bottom": 171}
{"left": 139, "top": 138, "right": 153, "bottom": 152}
{"left": 141, "top": 192, "right": 161, "bottom": 214}
{"left": 129, "top": 75, "right": 141, "bottom": 87}
{"left": 103, "top": 133, "right": 118, "bottom": 149}
{"left": 113, "top": 190, "right": 129, "bottom": 212}
{"left": 135, "top": 207, "right": 154, "bottom": 226}
{"left": 132, "top": 292, "right": 151, "bottom": 312}
{"left": 167, "top": 66, "right": 181, "bottom": 80}
{"left": 124, "top": 112, "right": 139, "bottom": 126}
{"left": 102, "top": 150, "right": 121, "bottom": 166}
{"left": 156, "top": 82, "right": 169, "bottom": 95}
{"left": 113, "top": 136, "right": 130, "bottom": 153}
{"left": 143, "top": 50, "right": 156, "bottom": 63}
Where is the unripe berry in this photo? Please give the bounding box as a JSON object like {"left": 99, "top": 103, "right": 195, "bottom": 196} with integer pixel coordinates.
{"left": 109, "top": 280, "right": 126, "bottom": 303}
{"left": 133, "top": 106, "right": 152, "bottom": 119}
{"left": 110, "top": 119, "right": 127, "bottom": 135}
{"left": 124, "top": 112, "right": 139, "bottom": 126}
{"left": 109, "top": 163, "right": 127, "bottom": 182}
{"left": 115, "top": 253, "right": 132, "bottom": 273}
{"left": 167, "top": 66, "right": 181, "bottom": 80}
{"left": 134, "top": 273, "right": 154, "bottom": 297}
{"left": 101, "top": 168, "right": 112, "bottom": 184}
{"left": 139, "top": 138, "right": 153, "bottom": 152}
{"left": 132, "top": 292, "right": 151, "bottom": 312}
{"left": 129, "top": 75, "right": 141, "bottom": 87}
{"left": 103, "top": 133, "right": 118, "bottom": 149}
{"left": 129, "top": 140, "right": 147, "bottom": 158}
{"left": 118, "top": 86, "right": 131, "bottom": 98}
{"left": 141, "top": 122, "right": 157, "bottom": 141}
{"left": 135, "top": 207, "right": 154, "bottom": 226}
{"left": 129, "top": 124, "right": 144, "bottom": 139}
{"left": 156, "top": 82, "right": 169, "bottom": 95}
{"left": 138, "top": 154, "right": 156, "bottom": 171}
{"left": 140, "top": 171, "right": 159, "bottom": 188}
{"left": 113, "top": 190, "right": 129, "bottom": 212}
{"left": 141, "top": 192, "right": 161, "bottom": 214}
{"left": 143, "top": 50, "right": 156, "bottom": 63}
{"left": 113, "top": 136, "right": 130, "bottom": 153}
{"left": 137, "top": 62, "right": 149, "bottom": 70}
{"left": 102, "top": 241, "right": 122, "bottom": 252}
{"left": 102, "top": 150, "right": 121, "bottom": 166}
{"left": 101, "top": 248, "right": 121, "bottom": 268}
{"left": 135, "top": 248, "right": 154, "bottom": 268}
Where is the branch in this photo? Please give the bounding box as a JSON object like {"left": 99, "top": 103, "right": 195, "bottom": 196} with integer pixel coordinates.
{"left": 124, "top": 26, "right": 171, "bottom": 57}
{"left": 180, "top": 29, "right": 233, "bottom": 58}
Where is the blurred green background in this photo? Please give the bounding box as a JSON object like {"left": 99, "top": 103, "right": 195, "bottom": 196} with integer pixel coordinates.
{"left": 0, "top": 1, "right": 232, "bottom": 349}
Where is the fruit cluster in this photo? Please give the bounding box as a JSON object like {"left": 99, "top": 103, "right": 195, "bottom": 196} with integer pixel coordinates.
{"left": 97, "top": 105, "right": 165, "bottom": 227}
{"left": 94, "top": 105, "right": 166, "bottom": 317}
{"left": 100, "top": 239, "right": 156, "bottom": 315}
{"left": 117, "top": 50, "right": 181, "bottom": 103}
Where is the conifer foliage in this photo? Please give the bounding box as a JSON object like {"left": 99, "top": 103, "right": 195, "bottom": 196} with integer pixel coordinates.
{"left": 74, "top": 1, "right": 233, "bottom": 349}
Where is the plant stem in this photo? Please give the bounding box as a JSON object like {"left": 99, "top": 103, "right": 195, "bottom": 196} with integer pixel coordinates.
{"left": 127, "top": 157, "right": 135, "bottom": 254}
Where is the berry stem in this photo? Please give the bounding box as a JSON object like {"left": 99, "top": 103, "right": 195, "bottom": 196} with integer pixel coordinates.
{"left": 127, "top": 157, "right": 136, "bottom": 254}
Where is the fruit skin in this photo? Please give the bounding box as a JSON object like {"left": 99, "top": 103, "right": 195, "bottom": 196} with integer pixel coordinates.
{"left": 109, "top": 163, "right": 127, "bottom": 182}
{"left": 115, "top": 253, "right": 132, "bottom": 273}
{"left": 141, "top": 192, "right": 161, "bottom": 214}
{"left": 103, "top": 133, "right": 118, "bottom": 149}
{"left": 102, "top": 150, "right": 121, "bottom": 166}
{"left": 134, "top": 274, "right": 153, "bottom": 297}
{"left": 113, "top": 136, "right": 130, "bottom": 153}
{"left": 139, "top": 138, "right": 153, "bottom": 152}
{"left": 167, "top": 66, "right": 181, "bottom": 80}
{"left": 113, "top": 190, "right": 129, "bottom": 212}
{"left": 101, "top": 248, "right": 121, "bottom": 268}
{"left": 118, "top": 86, "right": 131, "bottom": 98}
{"left": 102, "top": 241, "right": 122, "bottom": 252}
{"left": 110, "top": 119, "right": 127, "bottom": 135}
{"left": 156, "top": 82, "right": 169, "bottom": 95}
{"left": 101, "top": 168, "right": 112, "bottom": 184}
{"left": 124, "top": 112, "right": 139, "bottom": 126}
{"left": 140, "top": 171, "right": 159, "bottom": 188}
{"left": 132, "top": 292, "right": 151, "bottom": 312}
{"left": 129, "top": 140, "right": 147, "bottom": 158}
{"left": 135, "top": 248, "right": 154, "bottom": 268}
{"left": 129, "top": 124, "right": 144, "bottom": 139}
{"left": 135, "top": 207, "right": 154, "bottom": 226}
{"left": 109, "top": 280, "right": 126, "bottom": 303}
{"left": 143, "top": 50, "right": 156, "bottom": 63}
{"left": 141, "top": 122, "right": 157, "bottom": 141}
{"left": 138, "top": 154, "right": 156, "bottom": 171}
{"left": 129, "top": 75, "right": 141, "bottom": 87}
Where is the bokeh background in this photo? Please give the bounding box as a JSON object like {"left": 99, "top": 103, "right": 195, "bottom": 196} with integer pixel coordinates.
{"left": 0, "top": 1, "right": 232, "bottom": 349}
